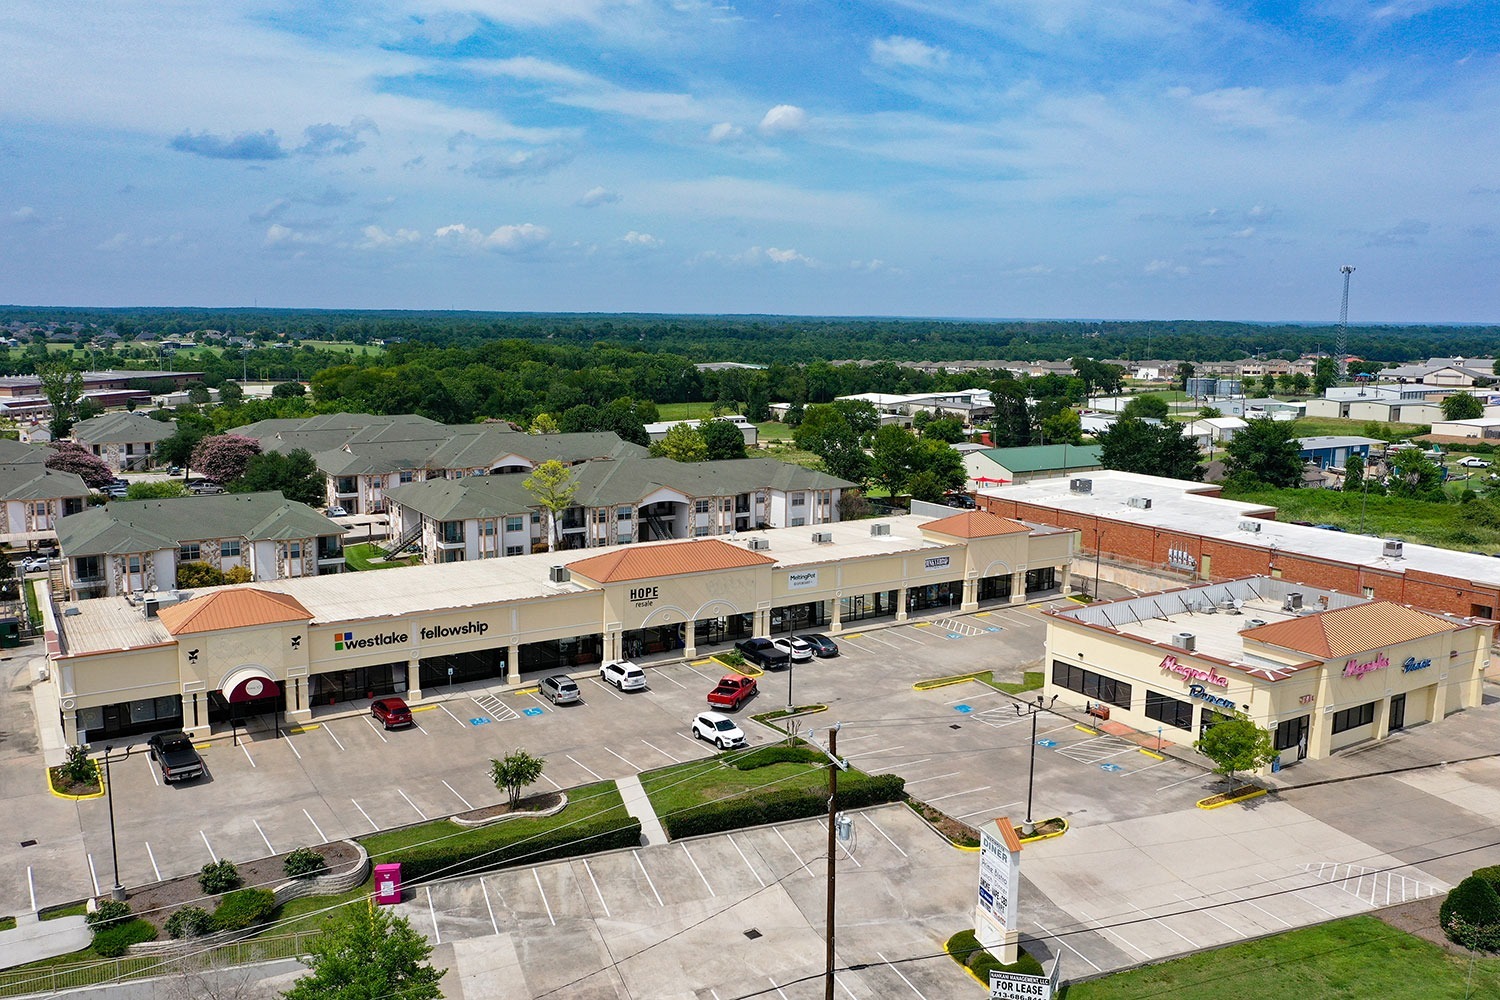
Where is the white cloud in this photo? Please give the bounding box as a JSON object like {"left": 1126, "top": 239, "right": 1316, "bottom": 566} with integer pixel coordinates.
{"left": 1167, "top": 86, "right": 1292, "bottom": 129}
{"left": 1144, "top": 258, "right": 1189, "bottom": 276}
{"left": 621, "top": 231, "right": 662, "bottom": 248}
{"left": 708, "top": 122, "right": 746, "bottom": 144}
{"left": 764, "top": 246, "right": 816, "bottom": 266}
{"left": 356, "top": 225, "right": 422, "bottom": 250}
{"left": 759, "top": 105, "right": 807, "bottom": 136}
{"left": 468, "top": 147, "right": 573, "bottom": 178}
{"left": 95, "top": 232, "right": 130, "bottom": 251}
{"left": 1231, "top": 227, "right": 1256, "bottom": 238}
{"left": 577, "top": 186, "right": 621, "bottom": 207}
{"left": 263, "top": 224, "right": 323, "bottom": 246}
{"left": 435, "top": 222, "right": 551, "bottom": 253}
{"left": 8, "top": 206, "right": 40, "bottom": 225}
{"left": 870, "top": 35, "right": 950, "bottom": 71}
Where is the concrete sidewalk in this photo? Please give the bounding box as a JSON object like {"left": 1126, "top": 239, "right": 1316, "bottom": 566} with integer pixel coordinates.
{"left": 0, "top": 911, "right": 90, "bottom": 970}
{"left": 614, "top": 774, "right": 668, "bottom": 846}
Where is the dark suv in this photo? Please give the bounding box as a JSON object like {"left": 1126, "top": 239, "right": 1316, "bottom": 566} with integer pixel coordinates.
{"left": 735, "top": 637, "right": 790, "bottom": 670}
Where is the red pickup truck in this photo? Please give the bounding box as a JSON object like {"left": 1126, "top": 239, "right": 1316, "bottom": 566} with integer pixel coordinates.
{"left": 707, "top": 674, "right": 757, "bottom": 710}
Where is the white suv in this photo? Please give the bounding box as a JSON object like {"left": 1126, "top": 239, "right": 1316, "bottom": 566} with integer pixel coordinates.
{"left": 771, "top": 636, "right": 814, "bottom": 663}
{"left": 600, "top": 660, "right": 648, "bottom": 691}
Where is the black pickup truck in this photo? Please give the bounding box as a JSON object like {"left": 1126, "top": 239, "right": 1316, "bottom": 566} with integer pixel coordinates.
{"left": 735, "top": 636, "right": 790, "bottom": 670}
{"left": 146, "top": 731, "right": 205, "bottom": 783}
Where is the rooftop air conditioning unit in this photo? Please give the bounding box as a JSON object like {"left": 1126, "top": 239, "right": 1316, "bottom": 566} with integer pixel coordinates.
{"left": 1220, "top": 599, "right": 1241, "bottom": 615}
{"left": 1126, "top": 496, "right": 1153, "bottom": 510}
{"left": 748, "top": 537, "right": 771, "bottom": 551}
{"left": 1069, "top": 478, "right": 1093, "bottom": 494}
{"left": 1198, "top": 600, "right": 1217, "bottom": 614}
{"left": 811, "top": 531, "right": 833, "bottom": 544}
{"left": 1239, "top": 520, "right": 1262, "bottom": 533}
{"left": 1382, "top": 539, "right": 1404, "bottom": 559}
{"left": 1245, "top": 618, "right": 1268, "bottom": 628}
{"left": 1284, "top": 591, "right": 1304, "bottom": 611}
{"left": 548, "top": 565, "right": 571, "bottom": 584}
{"left": 1173, "top": 631, "right": 1197, "bottom": 652}
{"left": 869, "top": 524, "right": 891, "bottom": 537}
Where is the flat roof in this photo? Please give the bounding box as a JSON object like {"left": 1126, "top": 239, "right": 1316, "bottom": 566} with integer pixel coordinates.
{"left": 981, "top": 470, "right": 1500, "bottom": 589}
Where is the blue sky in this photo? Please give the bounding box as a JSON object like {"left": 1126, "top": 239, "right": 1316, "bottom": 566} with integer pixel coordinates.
{"left": 2, "top": 1, "right": 1497, "bottom": 322}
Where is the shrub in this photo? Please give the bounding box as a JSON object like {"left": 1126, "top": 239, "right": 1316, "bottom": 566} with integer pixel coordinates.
{"left": 59, "top": 745, "right": 97, "bottom": 786}
{"left": 85, "top": 898, "right": 131, "bottom": 928}
{"left": 91, "top": 918, "right": 157, "bottom": 956}
{"left": 661, "top": 773, "right": 906, "bottom": 840}
{"left": 210, "top": 888, "right": 277, "bottom": 931}
{"left": 283, "top": 847, "right": 328, "bottom": 879}
{"left": 944, "top": 929, "right": 1045, "bottom": 981}
{"left": 198, "top": 858, "right": 242, "bottom": 894}
{"left": 1473, "top": 865, "right": 1500, "bottom": 894}
{"left": 165, "top": 905, "right": 215, "bottom": 939}
{"left": 1440, "top": 875, "right": 1500, "bottom": 949}
{"left": 392, "top": 815, "right": 642, "bottom": 884}
{"left": 718, "top": 650, "right": 746, "bottom": 667}
{"left": 730, "top": 745, "right": 824, "bottom": 770}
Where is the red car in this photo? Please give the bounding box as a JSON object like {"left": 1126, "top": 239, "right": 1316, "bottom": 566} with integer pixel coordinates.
{"left": 707, "top": 674, "right": 757, "bottom": 710}
{"left": 371, "top": 697, "right": 414, "bottom": 730}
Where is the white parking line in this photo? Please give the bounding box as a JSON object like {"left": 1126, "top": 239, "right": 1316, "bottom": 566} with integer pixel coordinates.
{"left": 534, "top": 869, "right": 555, "bottom": 925}
{"left": 668, "top": 843, "right": 711, "bottom": 897}
{"left": 875, "top": 951, "right": 929, "bottom": 999}
{"left": 837, "top": 734, "right": 879, "bottom": 745}
{"left": 567, "top": 755, "right": 603, "bottom": 781}
{"left": 144, "top": 841, "right": 162, "bottom": 882}
{"left": 678, "top": 663, "right": 713, "bottom": 682}
{"left": 438, "top": 703, "right": 469, "bottom": 729}
{"left": 635, "top": 850, "right": 664, "bottom": 907}
{"left": 1259, "top": 873, "right": 1336, "bottom": 917}
{"left": 837, "top": 974, "right": 859, "bottom": 1000}
{"left": 252, "top": 819, "right": 275, "bottom": 855}
{"left": 540, "top": 773, "right": 562, "bottom": 790}
{"left": 1128, "top": 900, "right": 1195, "bottom": 948}
{"left": 398, "top": 788, "right": 428, "bottom": 820}
{"left": 87, "top": 854, "right": 99, "bottom": 897}
{"left": 284, "top": 736, "right": 302, "bottom": 760}
{"left": 603, "top": 747, "right": 638, "bottom": 772}
{"left": 303, "top": 809, "right": 329, "bottom": 844}
{"left": 1175, "top": 891, "right": 1242, "bottom": 935}
{"left": 1210, "top": 883, "right": 1293, "bottom": 928}
{"left": 955, "top": 800, "right": 1022, "bottom": 820}
{"left": 1031, "top": 918, "right": 1102, "bottom": 973}
{"left": 774, "top": 828, "right": 813, "bottom": 876}
{"left": 426, "top": 886, "right": 441, "bottom": 943}
{"left": 364, "top": 718, "right": 390, "bottom": 743}
{"left": 846, "top": 745, "right": 905, "bottom": 760}
{"left": 641, "top": 739, "right": 680, "bottom": 762}
{"left": 899, "top": 771, "right": 960, "bottom": 786}
{"left": 656, "top": 669, "right": 690, "bottom": 689}
{"left": 325, "top": 726, "right": 346, "bottom": 751}
{"left": 1157, "top": 772, "right": 1207, "bottom": 792}
{"left": 350, "top": 798, "right": 377, "bottom": 831}
{"left": 481, "top": 876, "right": 500, "bottom": 934}
{"left": 1076, "top": 906, "right": 1154, "bottom": 961}
{"left": 241, "top": 743, "right": 256, "bottom": 768}
{"left": 200, "top": 830, "right": 217, "bottom": 862}
{"left": 26, "top": 868, "right": 35, "bottom": 913}
{"left": 950, "top": 689, "right": 1002, "bottom": 704}
{"left": 593, "top": 680, "right": 624, "bottom": 700}
{"left": 768, "top": 977, "right": 792, "bottom": 1000}
{"left": 582, "top": 859, "right": 611, "bottom": 917}
{"left": 729, "top": 835, "right": 766, "bottom": 888}
{"left": 142, "top": 755, "right": 159, "bottom": 787}
{"left": 863, "top": 816, "right": 907, "bottom": 859}
{"left": 926, "top": 786, "right": 990, "bottom": 803}
{"left": 442, "top": 780, "right": 473, "bottom": 810}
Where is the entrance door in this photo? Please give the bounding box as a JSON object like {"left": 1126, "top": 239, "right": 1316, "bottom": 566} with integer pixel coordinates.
{"left": 1389, "top": 693, "right": 1407, "bottom": 732}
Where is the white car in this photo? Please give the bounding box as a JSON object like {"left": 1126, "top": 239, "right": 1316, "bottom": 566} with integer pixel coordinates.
{"left": 1457, "top": 457, "right": 1491, "bottom": 468}
{"left": 325, "top": 505, "right": 349, "bottom": 517}
{"left": 20, "top": 556, "right": 50, "bottom": 573}
{"left": 771, "top": 636, "right": 814, "bottom": 663}
{"left": 600, "top": 660, "right": 648, "bottom": 691}
{"left": 691, "top": 711, "right": 748, "bottom": 749}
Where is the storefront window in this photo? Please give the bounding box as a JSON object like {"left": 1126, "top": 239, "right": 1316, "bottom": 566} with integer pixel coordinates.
{"left": 1144, "top": 690, "right": 1194, "bottom": 730}
{"left": 75, "top": 694, "right": 184, "bottom": 742}
{"left": 694, "top": 613, "right": 753, "bottom": 647}
{"left": 770, "top": 601, "right": 828, "bottom": 634}
{"left": 978, "top": 575, "right": 1012, "bottom": 602}
{"left": 841, "top": 590, "right": 898, "bottom": 623}
{"left": 311, "top": 663, "right": 406, "bottom": 705}
{"left": 1331, "top": 701, "right": 1376, "bottom": 734}
{"left": 1025, "top": 567, "right": 1057, "bottom": 594}
{"left": 1051, "top": 660, "right": 1132, "bottom": 709}
{"left": 519, "top": 634, "right": 603, "bottom": 672}
{"left": 907, "top": 582, "right": 961, "bottom": 613}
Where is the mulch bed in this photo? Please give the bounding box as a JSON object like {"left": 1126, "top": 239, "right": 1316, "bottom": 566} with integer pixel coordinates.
{"left": 122, "top": 841, "right": 361, "bottom": 933}
{"left": 908, "top": 799, "right": 980, "bottom": 847}
{"left": 453, "top": 791, "right": 563, "bottom": 823}
{"left": 48, "top": 766, "right": 102, "bottom": 796}
{"left": 1016, "top": 818, "right": 1066, "bottom": 839}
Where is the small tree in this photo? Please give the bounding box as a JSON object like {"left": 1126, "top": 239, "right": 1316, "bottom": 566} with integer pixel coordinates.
{"left": 178, "top": 563, "right": 228, "bottom": 588}
{"left": 191, "top": 434, "right": 263, "bottom": 484}
{"left": 127, "top": 480, "right": 191, "bottom": 500}
{"left": 1441, "top": 391, "right": 1483, "bottom": 421}
{"left": 281, "top": 903, "right": 444, "bottom": 1000}
{"left": 527, "top": 412, "right": 559, "bottom": 434}
{"left": 521, "top": 459, "right": 577, "bottom": 550}
{"left": 232, "top": 448, "right": 324, "bottom": 505}
{"left": 59, "top": 744, "right": 97, "bottom": 785}
{"left": 198, "top": 858, "right": 243, "bottom": 894}
{"left": 1195, "top": 716, "right": 1275, "bottom": 792}
{"left": 699, "top": 418, "right": 748, "bottom": 460}
{"left": 650, "top": 422, "right": 708, "bottom": 462}
{"left": 490, "top": 749, "right": 545, "bottom": 809}
{"left": 271, "top": 381, "right": 306, "bottom": 399}
{"left": 38, "top": 363, "right": 84, "bottom": 439}
{"left": 45, "top": 442, "right": 115, "bottom": 489}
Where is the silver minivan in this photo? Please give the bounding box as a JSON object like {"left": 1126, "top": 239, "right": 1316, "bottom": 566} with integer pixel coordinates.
{"left": 539, "top": 674, "right": 581, "bottom": 704}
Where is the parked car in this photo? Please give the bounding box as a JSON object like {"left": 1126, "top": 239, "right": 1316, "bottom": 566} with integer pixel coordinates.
{"left": 735, "top": 636, "right": 790, "bottom": 669}
{"left": 771, "top": 636, "right": 814, "bottom": 663}
{"left": 168, "top": 465, "right": 181, "bottom": 476}
{"left": 185, "top": 478, "right": 217, "bottom": 489}
{"left": 190, "top": 484, "right": 226, "bottom": 495}
{"left": 707, "top": 673, "right": 757, "bottom": 710}
{"left": 942, "top": 492, "right": 977, "bottom": 509}
{"left": 20, "top": 556, "right": 50, "bottom": 573}
{"left": 325, "top": 505, "right": 349, "bottom": 517}
{"left": 796, "top": 633, "right": 839, "bottom": 658}
{"left": 145, "top": 731, "right": 205, "bottom": 782}
{"left": 600, "top": 660, "right": 648, "bottom": 691}
{"left": 1457, "top": 457, "right": 1491, "bottom": 468}
{"left": 539, "top": 674, "right": 581, "bottom": 705}
{"left": 692, "top": 711, "right": 748, "bottom": 749}
{"left": 1313, "top": 523, "right": 1346, "bottom": 532}
{"left": 370, "top": 696, "right": 414, "bottom": 730}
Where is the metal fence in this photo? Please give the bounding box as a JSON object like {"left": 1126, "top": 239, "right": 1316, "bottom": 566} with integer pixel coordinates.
{"left": 0, "top": 929, "right": 320, "bottom": 998}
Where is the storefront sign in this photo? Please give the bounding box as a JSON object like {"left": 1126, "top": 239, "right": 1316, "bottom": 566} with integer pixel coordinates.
{"left": 788, "top": 569, "right": 819, "bottom": 590}
{"left": 629, "top": 585, "right": 659, "bottom": 608}
{"left": 1342, "top": 651, "right": 1390, "bottom": 680}
{"left": 1187, "top": 683, "right": 1236, "bottom": 709}
{"left": 1159, "top": 654, "right": 1229, "bottom": 688}
{"left": 420, "top": 620, "right": 489, "bottom": 641}
{"left": 977, "top": 826, "right": 1019, "bottom": 933}
{"left": 334, "top": 629, "right": 408, "bottom": 652}
{"left": 924, "top": 556, "right": 952, "bottom": 572}
{"left": 1401, "top": 656, "right": 1431, "bottom": 673}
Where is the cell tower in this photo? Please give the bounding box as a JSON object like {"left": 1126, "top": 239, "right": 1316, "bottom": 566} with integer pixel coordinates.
{"left": 1336, "top": 265, "right": 1355, "bottom": 379}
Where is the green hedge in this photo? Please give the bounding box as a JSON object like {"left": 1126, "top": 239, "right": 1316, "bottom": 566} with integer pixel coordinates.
{"left": 662, "top": 773, "right": 906, "bottom": 840}
{"left": 392, "top": 815, "right": 643, "bottom": 883}
{"left": 1473, "top": 865, "right": 1500, "bottom": 894}
{"left": 730, "top": 745, "right": 824, "bottom": 770}
{"left": 945, "top": 929, "right": 1045, "bottom": 981}
{"left": 91, "top": 918, "right": 157, "bottom": 957}
{"left": 211, "top": 888, "right": 277, "bottom": 931}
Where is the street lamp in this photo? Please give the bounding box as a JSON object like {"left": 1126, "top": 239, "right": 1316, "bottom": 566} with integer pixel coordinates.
{"left": 786, "top": 655, "right": 795, "bottom": 714}
{"left": 101, "top": 744, "right": 137, "bottom": 902}
{"left": 1013, "top": 695, "right": 1058, "bottom": 836}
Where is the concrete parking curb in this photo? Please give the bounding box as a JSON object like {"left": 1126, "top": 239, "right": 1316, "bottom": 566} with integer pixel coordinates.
{"left": 47, "top": 762, "right": 104, "bottom": 801}
{"left": 1197, "top": 787, "right": 1268, "bottom": 810}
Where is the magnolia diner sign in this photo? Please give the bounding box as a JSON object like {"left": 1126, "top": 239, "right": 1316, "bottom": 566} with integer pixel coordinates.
{"left": 1342, "top": 651, "right": 1390, "bottom": 680}
{"left": 1159, "top": 654, "right": 1229, "bottom": 688}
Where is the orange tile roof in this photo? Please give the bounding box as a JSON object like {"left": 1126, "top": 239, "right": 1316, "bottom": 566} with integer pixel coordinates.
{"left": 921, "top": 510, "right": 1032, "bottom": 539}
{"left": 567, "top": 538, "right": 775, "bottom": 583}
{"left": 157, "top": 588, "right": 313, "bottom": 635}
{"left": 1242, "top": 601, "right": 1458, "bottom": 658}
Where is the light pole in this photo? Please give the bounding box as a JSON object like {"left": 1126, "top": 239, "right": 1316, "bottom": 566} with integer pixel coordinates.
{"left": 101, "top": 744, "right": 135, "bottom": 902}
{"left": 786, "top": 656, "right": 795, "bottom": 714}
{"left": 1013, "top": 695, "right": 1058, "bottom": 836}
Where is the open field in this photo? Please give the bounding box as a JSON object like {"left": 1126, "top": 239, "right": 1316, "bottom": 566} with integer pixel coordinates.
{"left": 1291, "top": 415, "right": 1431, "bottom": 439}
{"left": 1222, "top": 486, "right": 1500, "bottom": 552}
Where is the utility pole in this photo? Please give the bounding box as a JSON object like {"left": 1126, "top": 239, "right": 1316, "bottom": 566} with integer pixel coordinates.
{"left": 806, "top": 724, "right": 849, "bottom": 1000}
{"left": 1336, "top": 265, "right": 1355, "bottom": 379}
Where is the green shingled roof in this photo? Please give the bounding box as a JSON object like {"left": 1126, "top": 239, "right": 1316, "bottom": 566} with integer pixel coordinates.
{"left": 70, "top": 411, "right": 176, "bottom": 445}
{"left": 976, "top": 444, "right": 1103, "bottom": 473}
{"left": 0, "top": 463, "right": 92, "bottom": 501}
{"left": 57, "top": 491, "right": 345, "bottom": 557}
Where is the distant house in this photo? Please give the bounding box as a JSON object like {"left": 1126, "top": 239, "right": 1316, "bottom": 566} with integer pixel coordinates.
{"left": 1428, "top": 417, "right": 1500, "bottom": 440}
{"left": 962, "top": 444, "right": 1103, "bottom": 485}
{"left": 1181, "top": 416, "right": 1248, "bottom": 449}
{"left": 1296, "top": 436, "right": 1382, "bottom": 470}
{"left": 56, "top": 491, "right": 347, "bottom": 599}
{"left": 643, "top": 414, "right": 758, "bottom": 447}
{"left": 0, "top": 462, "right": 91, "bottom": 535}
{"left": 70, "top": 411, "right": 176, "bottom": 471}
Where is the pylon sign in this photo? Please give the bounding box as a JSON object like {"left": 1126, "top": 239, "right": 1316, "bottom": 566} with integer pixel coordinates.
{"left": 975, "top": 817, "right": 1022, "bottom": 961}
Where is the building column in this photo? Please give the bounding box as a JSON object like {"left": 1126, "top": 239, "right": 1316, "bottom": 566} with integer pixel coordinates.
{"left": 1058, "top": 563, "right": 1073, "bottom": 595}
{"left": 605, "top": 629, "right": 622, "bottom": 662}
{"left": 896, "top": 586, "right": 909, "bottom": 622}
{"left": 960, "top": 578, "right": 978, "bottom": 613}
{"left": 1010, "top": 570, "right": 1026, "bottom": 604}
{"left": 830, "top": 598, "right": 843, "bottom": 635}
{"left": 1306, "top": 671, "right": 1335, "bottom": 760}
{"left": 405, "top": 658, "right": 422, "bottom": 702}
{"left": 507, "top": 642, "right": 521, "bottom": 684}
{"left": 286, "top": 679, "right": 312, "bottom": 725}
{"left": 1372, "top": 694, "right": 1392, "bottom": 743}
{"left": 754, "top": 608, "right": 771, "bottom": 635}
{"left": 683, "top": 620, "right": 697, "bottom": 659}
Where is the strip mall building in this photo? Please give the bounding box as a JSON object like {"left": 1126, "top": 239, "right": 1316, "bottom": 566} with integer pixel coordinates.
{"left": 1045, "top": 577, "right": 1491, "bottom": 766}
{"left": 43, "top": 511, "right": 1076, "bottom": 745}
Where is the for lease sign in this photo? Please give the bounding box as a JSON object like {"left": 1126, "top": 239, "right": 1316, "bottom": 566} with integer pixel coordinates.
{"left": 990, "top": 971, "right": 1052, "bottom": 1000}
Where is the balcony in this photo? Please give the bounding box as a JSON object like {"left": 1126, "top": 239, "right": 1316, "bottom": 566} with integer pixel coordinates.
{"left": 438, "top": 523, "right": 465, "bottom": 546}
{"left": 316, "top": 540, "right": 344, "bottom": 562}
